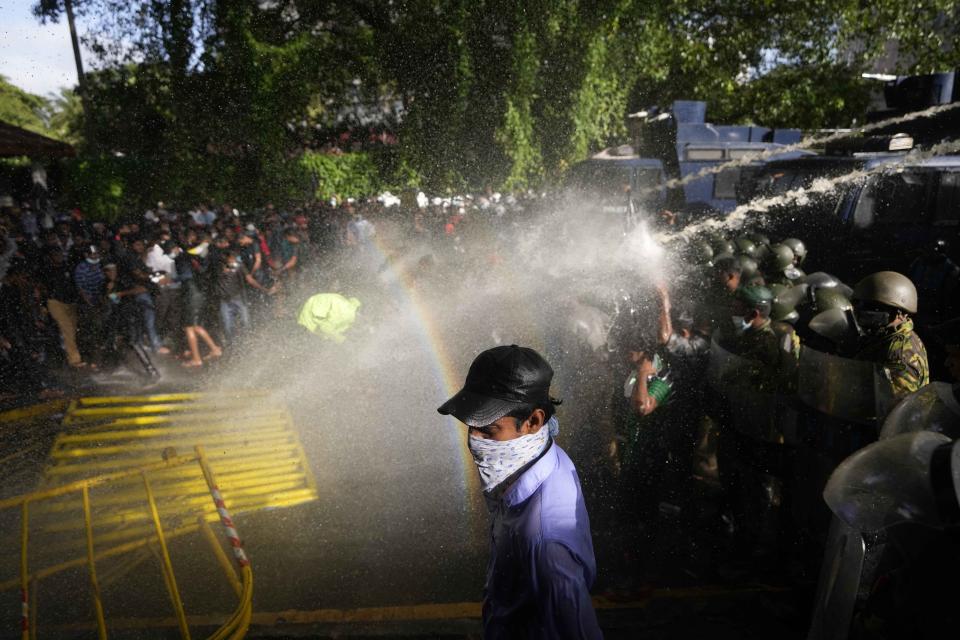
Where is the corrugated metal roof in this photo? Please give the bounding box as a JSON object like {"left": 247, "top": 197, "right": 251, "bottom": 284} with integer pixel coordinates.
{"left": 0, "top": 120, "right": 75, "bottom": 158}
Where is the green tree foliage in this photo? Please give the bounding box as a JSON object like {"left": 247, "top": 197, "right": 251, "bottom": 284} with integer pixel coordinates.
{"left": 30, "top": 0, "right": 960, "bottom": 214}
{"left": 0, "top": 75, "right": 55, "bottom": 136}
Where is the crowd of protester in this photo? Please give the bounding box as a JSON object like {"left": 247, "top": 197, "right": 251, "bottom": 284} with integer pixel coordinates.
{"left": 0, "top": 191, "right": 539, "bottom": 400}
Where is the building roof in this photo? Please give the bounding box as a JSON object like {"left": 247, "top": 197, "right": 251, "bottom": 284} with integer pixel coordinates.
{"left": 0, "top": 121, "right": 75, "bottom": 158}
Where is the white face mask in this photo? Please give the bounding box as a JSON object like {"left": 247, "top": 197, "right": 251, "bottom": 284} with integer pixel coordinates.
{"left": 468, "top": 416, "right": 558, "bottom": 493}
{"left": 731, "top": 315, "right": 752, "bottom": 333}
{"left": 85, "top": 257, "right": 100, "bottom": 265}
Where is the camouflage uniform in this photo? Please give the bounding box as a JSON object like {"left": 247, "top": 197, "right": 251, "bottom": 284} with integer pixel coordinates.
{"left": 720, "top": 318, "right": 801, "bottom": 394}
{"left": 855, "top": 319, "right": 929, "bottom": 396}
{"left": 716, "top": 314, "right": 801, "bottom": 556}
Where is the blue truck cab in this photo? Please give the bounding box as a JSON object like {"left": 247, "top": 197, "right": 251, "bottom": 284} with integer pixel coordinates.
{"left": 568, "top": 101, "right": 807, "bottom": 218}
{"left": 566, "top": 145, "right": 667, "bottom": 219}
{"left": 670, "top": 103, "right": 809, "bottom": 211}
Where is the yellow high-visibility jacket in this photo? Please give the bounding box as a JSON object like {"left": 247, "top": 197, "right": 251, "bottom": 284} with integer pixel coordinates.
{"left": 297, "top": 293, "right": 361, "bottom": 343}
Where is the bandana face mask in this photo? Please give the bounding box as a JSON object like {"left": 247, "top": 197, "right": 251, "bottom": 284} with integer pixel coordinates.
{"left": 468, "top": 416, "right": 559, "bottom": 494}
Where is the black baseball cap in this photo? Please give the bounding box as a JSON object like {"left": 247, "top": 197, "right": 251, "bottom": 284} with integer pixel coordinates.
{"left": 437, "top": 345, "right": 554, "bottom": 427}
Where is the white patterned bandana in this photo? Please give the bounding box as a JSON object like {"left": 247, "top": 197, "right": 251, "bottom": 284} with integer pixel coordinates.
{"left": 468, "top": 417, "right": 559, "bottom": 494}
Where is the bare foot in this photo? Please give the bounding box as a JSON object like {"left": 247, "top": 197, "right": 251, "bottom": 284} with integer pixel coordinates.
{"left": 181, "top": 360, "right": 203, "bottom": 368}
{"left": 156, "top": 346, "right": 171, "bottom": 355}
{"left": 203, "top": 348, "right": 223, "bottom": 361}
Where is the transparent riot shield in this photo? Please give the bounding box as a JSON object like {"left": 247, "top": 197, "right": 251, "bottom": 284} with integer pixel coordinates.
{"left": 807, "top": 518, "right": 866, "bottom": 640}
{"left": 793, "top": 348, "right": 897, "bottom": 545}
{"left": 808, "top": 431, "right": 952, "bottom": 640}
{"left": 706, "top": 336, "right": 797, "bottom": 444}
{"left": 798, "top": 348, "right": 886, "bottom": 426}
{"left": 879, "top": 382, "right": 960, "bottom": 440}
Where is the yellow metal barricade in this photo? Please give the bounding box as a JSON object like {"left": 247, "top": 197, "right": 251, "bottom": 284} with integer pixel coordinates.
{"left": 1, "top": 446, "right": 252, "bottom": 639}
{"left": 9, "top": 393, "right": 317, "bottom": 567}
{"left": 0, "top": 392, "right": 315, "bottom": 637}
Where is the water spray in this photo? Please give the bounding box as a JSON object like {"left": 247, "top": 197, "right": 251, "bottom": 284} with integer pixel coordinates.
{"left": 636, "top": 101, "right": 960, "bottom": 200}
{"left": 662, "top": 137, "right": 960, "bottom": 240}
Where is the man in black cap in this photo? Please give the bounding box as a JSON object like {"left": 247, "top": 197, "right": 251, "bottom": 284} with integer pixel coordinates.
{"left": 438, "top": 345, "right": 602, "bottom": 639}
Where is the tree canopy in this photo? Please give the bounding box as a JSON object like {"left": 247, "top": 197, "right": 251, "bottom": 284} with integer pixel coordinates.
{"left": 25, "top": 0, "right": 960, "bottom": 215}
{"left": 0, "top": 75, "right": 56, "bottom": 136}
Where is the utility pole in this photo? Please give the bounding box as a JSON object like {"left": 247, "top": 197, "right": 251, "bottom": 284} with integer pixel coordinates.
{"left": 64, "top": 0, "right": 85, "bottom": 89}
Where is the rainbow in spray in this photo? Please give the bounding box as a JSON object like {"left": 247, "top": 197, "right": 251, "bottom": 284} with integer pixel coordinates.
{"left": 368, "top": 234, "right": 482, "bottom": 505}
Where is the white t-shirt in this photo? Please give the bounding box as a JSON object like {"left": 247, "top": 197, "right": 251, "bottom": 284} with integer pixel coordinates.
{"left": 145, "top": 244, "right": 180, "bottom": 288}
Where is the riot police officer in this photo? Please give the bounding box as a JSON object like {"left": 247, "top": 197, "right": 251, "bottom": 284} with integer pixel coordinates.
{"left": 696, "top": 255, "right": 742, "bottom": 335}
{"left": 713, "top": 285, "right": 800, "bottom": 562}
{"left": 852, "top": 271, "right": 930, "bottom": 397}
{"left": 721, "top": 285, "right": 800, "bottom": 383}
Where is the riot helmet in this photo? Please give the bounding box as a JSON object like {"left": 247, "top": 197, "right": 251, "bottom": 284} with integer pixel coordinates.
{"left": 747, "top": 232, "right": 771, "bottom": 248}
{"left": 734, "top": 285, "right": 774, "bottom": 316}
{"left": 748, "top": 232, "right": 772, "bottom": 260}
{"left": 762, "top": 243, "right": 796, "bottom": 275}
{"left": 734, "top": 237, "right": 758, "bottom": 258}
{"left": 692, "top": 240, "right": 714, "bottom": 266}
{"left": 813, "top": 287, "right": 853, "bottom": 313}
{"left": 738, "top": 256, "right": 760, "bottom": 281}
{"left": 711, "top": 238, "right": 736, "bottom": 257}
{"left": 853, "top": 271, "right": 918, "bottom": 315}
{"left": 782, "top": 238, "right": 807, "bottom": 265}
{"left": 771, "top": 295, "right": 800, "bottom": 324}
{"left": 768, "top": 283, "right": 790, "bottom": 302}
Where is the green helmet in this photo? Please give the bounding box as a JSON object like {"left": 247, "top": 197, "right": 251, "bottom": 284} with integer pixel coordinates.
{"left": 748, "top": 232, "right": 771, "bottom": 248}
{"left": 813, "top": 287, "right": 852, "bottom": 313}
{"left": 771, "top": 285, "right": 801, "bottom": 323}
{"left": 735, "top": 285, "right": 774, "bottom": 310}
{"left": 852, "top": 271, "right": 918, "bottom": 314}
{"left": 771, "top": 297, "right": 800, "bottom": 324}
{"left": 712, "top": 238, "right": 736, "bottom": 257}
{"left": 782, "top": 238, "right": 807, "bottom": 265}
{"left": 768, "top": 283, "right": 790, "bottom": 301}
{"left": 692, "top": 241, "right": 714, "bottom": 265}
{"left": 712, "top": 252, "right": 737, "bottom": 270}
{"left": 762, "top": 243, "right": 795, "bottom": 274}
{"left": 734, "top": 237, "right": 758, "bottom": 258}
{"left": 738, "top": 256, "right": 759, "bottom": 280}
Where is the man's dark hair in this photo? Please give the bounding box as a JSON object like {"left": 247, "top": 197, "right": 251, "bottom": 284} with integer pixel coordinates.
{"left": 713, "top": 256, "right": 742, "bottom": 275}
{"left": 505, "top": 397, "right": 562, "bottom": 430}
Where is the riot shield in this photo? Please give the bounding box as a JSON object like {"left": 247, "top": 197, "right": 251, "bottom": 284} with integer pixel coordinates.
{"left": 798, "top": 348, "right": 882, "bottom": 426}
{"left": 807, "top": 517, "right": 866, "bottom": 640}
{"left": 879, "top": 382, "right": 960, "bottom": 440}
{"left": 793, "top": 348, "right": 896, "bottom": 541}
{"left": 707, "top": 336, "right": 797, "bottom": 444}
{"left": 810, "top": 431, "right": 957, "bottom": 640}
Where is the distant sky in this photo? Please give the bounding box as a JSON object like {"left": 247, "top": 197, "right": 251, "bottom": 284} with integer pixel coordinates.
{"left": 0, "top": 0, "right": 93, "bottom": 96}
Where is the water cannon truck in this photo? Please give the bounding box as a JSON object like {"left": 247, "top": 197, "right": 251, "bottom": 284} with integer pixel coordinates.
{"left": 567, "top": 100, "right": 809, "bottom": 222}
{"left": 741, "top": 69, "right": 960, "bottom": 280}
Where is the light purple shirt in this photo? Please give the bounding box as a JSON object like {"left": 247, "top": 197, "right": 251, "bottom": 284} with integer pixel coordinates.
{"left": 482, "top": 441, "right": 602, "bottom": 639}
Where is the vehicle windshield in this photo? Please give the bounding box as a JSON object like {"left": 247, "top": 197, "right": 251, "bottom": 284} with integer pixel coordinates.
{"left": 570, "top": 163, "right": 663, "bottom": 206}
{"left": 741, "top": 162, "right": 854, "bottom": 221}
{"left": 854, "top": 169, "right": 960, "bottom": 228}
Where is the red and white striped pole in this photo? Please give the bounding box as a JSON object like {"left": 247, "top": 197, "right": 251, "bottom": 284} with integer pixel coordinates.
{"left": 209, "top": 485, "right": 249, "bottom": 567}
{"left": 195, "top": 446, "right": 249, "bottom": 568}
